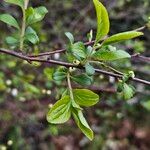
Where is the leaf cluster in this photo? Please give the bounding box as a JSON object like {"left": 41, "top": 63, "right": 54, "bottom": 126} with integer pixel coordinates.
{"left": 0, "top": 0, "right": 48, "bottom": 48}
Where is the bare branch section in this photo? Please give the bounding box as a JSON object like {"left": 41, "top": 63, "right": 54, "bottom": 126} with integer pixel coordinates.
{"left": 0, "top": 48, "right": 150, "bottom": 86}
{"left": 131, "top": 53, "right": 150, "bottom": 63}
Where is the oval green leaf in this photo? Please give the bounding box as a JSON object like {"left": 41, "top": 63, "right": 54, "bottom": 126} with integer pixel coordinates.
{"left": 44, "top": 68, "right": 54, "bottom": 81}
{"left": 73, "top": 109, "right": 93, "bottom": 140}
{"left": 4, "top": 0, "right": 24, "bottom": 9}
{"left": 47, "top": 96, "right": 71, "bottom": 124}
{"left": 103, "top": 31, "right": 143, "bottom": 46}
{"left": 94, "top": 49, "right": 131, "bottom": 61}
{"left": 122, "top": 83, "right": 135, "bottom": 100}
{"left": 65, "top": 32, "right": 74, "bottom": 44}
{"left": 85, "top": 63, "right": 95, "bottom": 76}
{"left": 71, "top": 74, "right": 93, "bottom": 86}
{"left": 26, "top": 6, "right": 48, "bottom": 25}
{"left": 0, "top": 14, "right": 20, "bottom": 29}
{"left": 53, "top": 71, "right": 67, "bottom": 81}
{"left": 71, "top": 42, "right": 86, "bottom": 60}
{"left": 5, "top": 36, "right": 19, "bottom": 45}
{"left": 73, "top": 89, "right": 99, "bottom": 107}
{"left": 25, "top": 27, "right": 39, "bottom": 44}
{"left": 93, "top": 0, "right": 110, "bottom": 44}
{"left": 141, "top": 100, "right": 150, "bottom": 111}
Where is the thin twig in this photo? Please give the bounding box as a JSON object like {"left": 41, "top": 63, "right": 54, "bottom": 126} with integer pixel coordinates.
{"left": 0, "top": 48, "right": 150, "bottom": 86}
{"left": 29, "top": 40, "right": 95, "bottom": 57}
{"left": 131, "top": 53, "right": 150, "bottom": 63}
{"left": 89, "top": 61, "right": 123, "bottom": 75}
{"left": 20, "top": 0, "right": 29, "bottom": 51}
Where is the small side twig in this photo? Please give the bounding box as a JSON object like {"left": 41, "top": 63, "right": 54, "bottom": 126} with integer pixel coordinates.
{"left": 131, "top": 53, "right": 150, "bottom": 63}
{"left": 28, "top": 40, "right": 95, "bottom": 58}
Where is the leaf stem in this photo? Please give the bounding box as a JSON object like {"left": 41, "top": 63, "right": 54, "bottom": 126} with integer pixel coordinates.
{"left": 67, "top": 72, "right": 82, "bottom": 109}
{"left": 20, "top": 0, "right": 29, "bottom": 51}
{"left": 93, "top": 44, "right": 102, "bottom": 51}
{"left": 90, "top": 61, "right": 123, "bottom": 75}
{"left": 67, "top": 72, "right": 74, "bottom": 101}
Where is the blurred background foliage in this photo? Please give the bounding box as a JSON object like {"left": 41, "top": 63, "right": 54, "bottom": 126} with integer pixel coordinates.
{"left": 0, "top": 0, "right": 150, "bottom": 149}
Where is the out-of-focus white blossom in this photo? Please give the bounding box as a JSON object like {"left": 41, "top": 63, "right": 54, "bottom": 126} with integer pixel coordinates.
{"left": 11, "top": 88, "right": 18, "bottom": 97}
{"left": 47, "top": 90, "right": 51, "bottom": 95}
{"left": 109, "top": 76, "right": 115, "bottom": 83}
{"left": 19, "top": 97, "right": 26, "bottom": 102}
{"left": 54, "top": 53, "right": 60, "bottom": 60}
{"left": 6, "top": 80, "right": 12, "bottom": 86}
{"left": 48, "top": 103, "right": 53, "bottom": 108}
{"left": 0, "top": 145, "right": 7, "bottom": 150}
{"left": 42, "top": 89, "right": 46, "bottom": 94}
{"left": 7, "top": 140, "right": 13, "bottom": 146}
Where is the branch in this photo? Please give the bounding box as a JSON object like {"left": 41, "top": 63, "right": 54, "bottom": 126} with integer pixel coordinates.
{"left": 0, "top": 48, "right": 150, "bottom": 86}
{"left": 131, "top": 53, "right": 150, "bottom": 63}
{"left": 29, "top": 40, "right": 95, "bottom": 57}
{"left": 28, "top": 25, "right": 149, "bottom": 62}
{"left": 28, "top": 44, "right": 150, "bottom": 64}
{"left": 84, "top": 86, "right": 116, "bottom": 93}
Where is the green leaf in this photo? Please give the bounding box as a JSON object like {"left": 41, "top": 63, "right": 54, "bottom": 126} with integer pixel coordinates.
{"left": 26, "top": 6, "right": 48, "bottom": 25}
{"left": 53, "top": 68, "right": 67, "bottom": 81}
{"left": 86, "top": 46, "right": 93, "bottom": 56}
{"left": 70, "top": 42, "right": 86, "bottom": 60}
{"left": 25, "top": 34, "right": 38, "bottom": 44}
{"left": 141, "top": 100, "right": 150, "bottom": 111}
{"left": 0, "top": 78, "right": 6, "bottom": 91}
{"left": 44, "top": 68, "right": 54, "bottom": 81}
{"left": 4, "top": 0, "right": 24, "bottom": 9}
{"left": 71, "top": 99, "right": 82, "bottom": 110}
{"left": 117, "top": 81, "right": 123, "bottom": 93}
{"left": 85, "top": 63, "right": 95, "bottom": 76}
{"left": 25, "top": 27, "right": 39, "bottom": 44}
{"left": 47, "top": 95, "right": 71, "bottom": 124}
{"left": 26, "top": 7, "right": 34, "bottom": 23}
{"left": 122, "top": 83, "right": 135, "bottom": 100}
{"left": 65, "top": 32, "right": 74, "bottom": 44}
{"left": 93, "top": 0, "right": 110, "bottom": 44}
{"left": 73, "top": 109, "right": 93, "bottom": 140}
{"left": 103, "top": 31, "right": 144, "bottom": 46}
{"left": 53, "top": 72, "right": 67, "bottom": 81}
{"left": 73, "top": 89, "right": 99, "bottom": 107}
{"left": 5, "top": 36, "right": 19, "bottom": 45}
{"left": 71, "top": 74, "right": 93, "bottom": 86}
{"left": 94, "top": 49, "right": 131, "bottom": 61}
{"left": 0, "top": 14, "right": 20, "bottom": 29}
{"left": 24, "top": 83, "right": 40, "bottom": 94}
